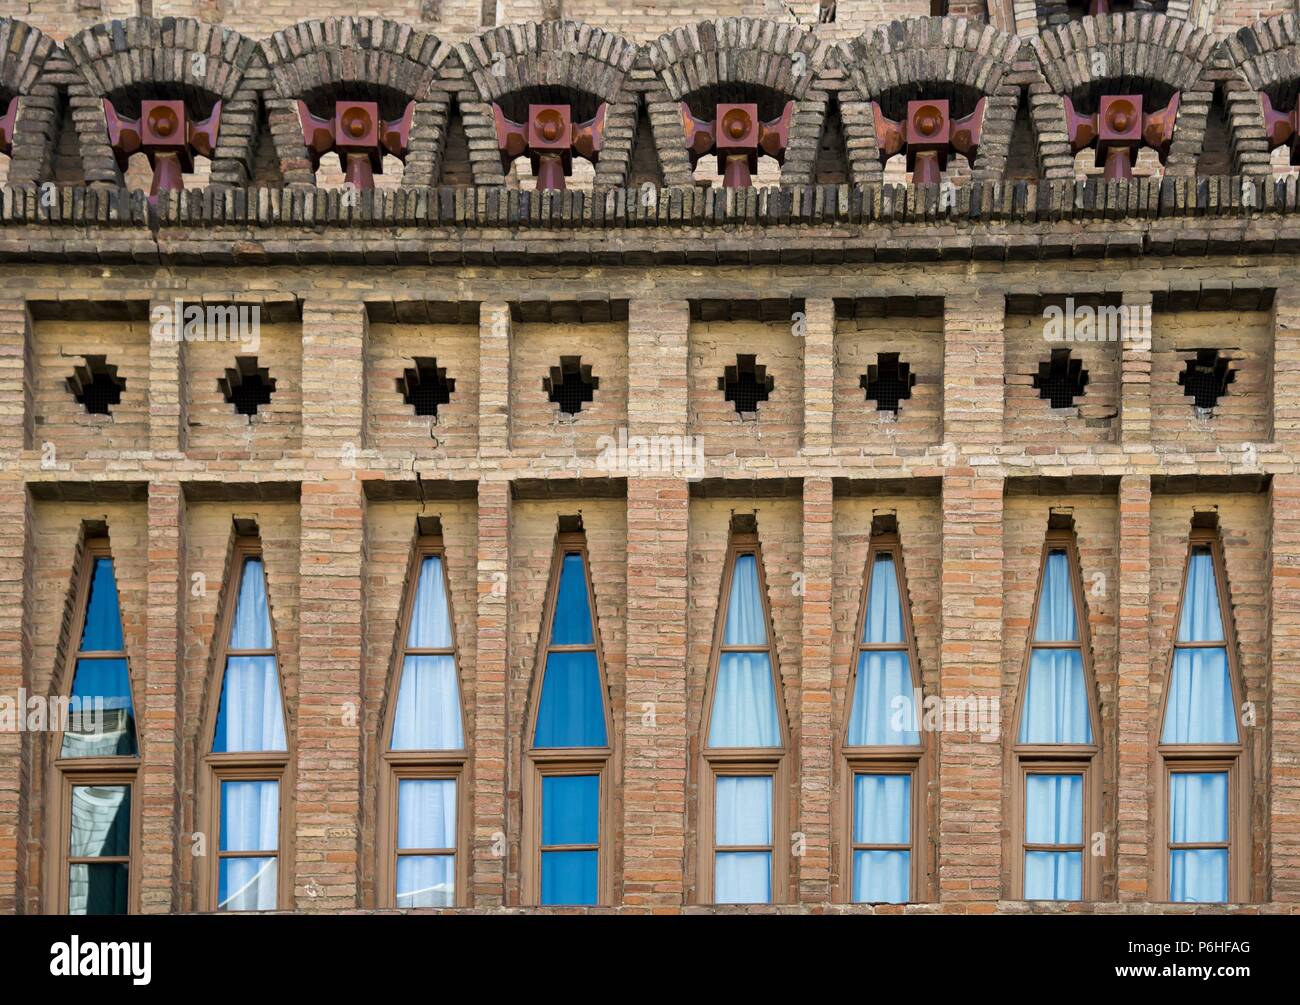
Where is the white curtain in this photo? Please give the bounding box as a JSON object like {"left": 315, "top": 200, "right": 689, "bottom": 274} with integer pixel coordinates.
{"left": 1034, "top": 551, "right": 1078, "bottom": 642}
{"left": 219, "top": 780, "right": 279, "bottom": 911}
{"left": 391, "top": 655, "right": 464, "bottom": 750}
{"left": 396, "top": 778, "right": 456, "bottom": 908}
{"left": 1178, "top": 549, "right": 1224, "bottom": 643}
{"left": 406, "top": 557, "right": 453, "bottom": 649}
{"left": 1169, "top": 772, "right": 1229, "bottom": 903}
{"left": 1019, "top": 650, "right": 1091, "bottom": 744}
{"left": 230, "top": 558, "right": 273, "bottom": 649}
{"left": 1161, "top": 648, "right": 1237, "bottom": 744}
{"left": 709, "top": 652, "right": 780, "bottom": 747}
{"left": 216, "top": 656, "right": 287, "bottom": 752}
{"left": 846, "top": 650, "right": 918, "bottom": 745}
{"left": 862, "top": 554, "right": 904, "bottom": 644}
{"left": 852, "top": 774, "right": 910, "bottom": 903}
{"left": 715, "top": 776, "right": 772, "bottom": 904}
{"left": 723, "top": 554, "right": 767, "bottom": 645}
{"left": 1024, "top": 774, "right": 1083, "bottom": 900}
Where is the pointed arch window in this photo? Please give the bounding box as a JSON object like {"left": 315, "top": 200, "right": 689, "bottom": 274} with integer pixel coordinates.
{"left": 202, "top": 534, "right": 289, "bottom": 912}
{"left": 51, "top": 535, "right": 140, "bottom": 915}
{"left": 379, "top": 528, "right": 467, "bottom": 908}
{"left": 523, "top": 525, "right": 612, "bottom": 906}
{"left": 1158, "top": 524, "right": 1247, "bottom": 904}
{"left": 701, "top": 525, "right": 788, "bottom": 905}
{"left": 1012, "top": 526, "right": 1100, "bottom": 901}
{"left": 842, "top": 526, "right": 925, "bottom": 904}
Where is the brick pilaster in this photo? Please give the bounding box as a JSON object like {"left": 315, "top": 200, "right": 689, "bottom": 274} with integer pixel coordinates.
{"left": 479, "top": 303, "right": 511, "bottom": 457}
{"left": 148, "top": 298, "right": 186, "bottom": 454}
{"left": 1274, "top": 291, "right": 1300, "bottom": 444}
{"left": 1120, "top": 292, "right": 1153, "bottom": 445}
{"left": 798, "top": 476, "right": 834, "bottom": 903}
{"left": 802, "top": 299, "right": 834, "bottom": 453}
{"left": 473, "top": 480, "right": 509, "bottom": 907}
{"left": 139, "top": 481, "right": 184, "bottom": 913}
{"left": 0, "top": 483, "right": 29, "bottom": 912}
{"left": 0, "top": 300, "right": 29, "bottom": 454}
{"left": 938, "top": 473, "right": 1004, "bottom": 904}
{"left": 943, "top": 295, "right": 1005, "bottom": 446}
{"left": 1270, "top": 481, "right": 1300, "bottom": 902}
{"left": 1116, "top": 474, "right": 1152, "bottom": 901}
{"left": 301, "top": 301, "right": 367, "bottom": 451}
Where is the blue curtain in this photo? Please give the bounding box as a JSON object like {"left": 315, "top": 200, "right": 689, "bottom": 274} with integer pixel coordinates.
{"left": 534, "top": 651, "right": 607, "bottom": 747}
{"left": 81, "top": 558, "right": 125, "bottom": 651}
{"left": 396, "top": 779, "right": 456, "bottom": 908}
{"left": 709, "top": 652, "right": 780, "bottom": 747}
{"left": 862, "top": 554, "right": 905, "bottom": 644}
{"left": 1169, "top": 772, "right": 1229, "bottom": 903}
{"left": 550, "top": 554, "right": 594, "bottom": 645}
{"left": 1178, "top": 549, "right": 1224, "bottom": 643}
{"left": 392, "top": 655, "right": 464, "bottom": 750}
{"left": 846, "top": 651, "right": 918, "bottom": 746}
{"left": 540, "top": 775, "right": 599, "bottom": 905}
{"left": 714, "top": 775, "right": 773, "bottom": 904}
{"left": 1034, "top": 551, "right": 1079, "bottom": 642}
{"left": 405, "top": 556, "right": 453, "bottom": 648}
{"left": 1161, "top": 649, "right": 1237, "bottom": 744}
{"left": 67, "top": 784, "right": 130, "bottom": 915}
{"left": 218, "top": 779, "right": 279, "bottom": 911}
{"left": 63, "top": 558, "right": 137, "bottom": 758}
{"left": 1024, "top": 774, "right": 1083, "bottom": 900}
{"left": 852, "top": 774, "right": 910, "bottom": 903}
{"left": 723, "top": 554, "right": 767, "bottom": 645}
{"left": 213, "top": 558, "right": 286, "bottom": 753}
{"left": 1019, "top": 650, "right": 1091, "bottom": 744}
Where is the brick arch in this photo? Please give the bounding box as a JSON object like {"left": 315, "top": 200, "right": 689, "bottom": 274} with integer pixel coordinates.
{"left": 645, "top": 17, "right": 825, "bottom": 187}
{"left": 0, "top": 18, "right": 61, "bottom": 186}
{"left": 1220, "top": 13, "right": 1300, "bottom": 179}
{"left": 61, "top": 17, "right": 263, "bottom": 190}
{"left": 263, "top": 17, "right": 452, "bottom": 188}
{"left": 1031, "top": 13, "right": 1217, "bottom": 178}
{"left": 455, "top": 19, "right": 639, "bottom": 188}
{"left": 839, "top": 17, "right": 1030, "bottom": 184}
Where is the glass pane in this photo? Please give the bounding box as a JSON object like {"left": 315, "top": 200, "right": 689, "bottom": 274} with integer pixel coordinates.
{"left": 715, "top": 775, "right": 772, "bottom": 846}
{"left": 533, "top": 651, "right": 607, "bottom": 748}
{"left": 1033, "top": 551, "right": 1079, "bottom": 642}
{"left": 69, "top": 784, "right": 131, "bottom": 857}
{"left": 1024, "top": 851, "right": 1082, "bottom": 901}
{"left": 549, "top": 553, "right": 594, "bottom": 646}
{"left": 396, "top": 855, "right": 455, "bottom": 908}
{"left": 220, "top": 780, "right": 279, "bottom": 853}
{"left": 846, "top": 650, "right": 918, "bottom": 746}
{"left": 68, "top": 863, "right": 129, "bottom": 916}
{"left": 405, "top": 556, "right": 454, "bottom": 649}
{"left": 80, "top": 557, "right": 124, "bottom": 652}
{"left": 715, "top": 852, "right": 771, "bottom": 904}
{"left": 1169, "top": 772, "right": 1229, "bottom": 844}
{"left": 62, "top": 657, "right": 137, "bottom": 757}
{"left": 397, "top": 779, "right": 456, "bottom": 850}
{"left": 707, "top": 651, "right": 780, "bottom": 748}
{"left": 1170, "top": 849, "right": 1228, "bottom": 904}
{"left": 862, "top": 554, "right": 905, "bottom": 644}
{"left": 391, "top": 655, "right": 464, "bottom": 751}
{"left": 541, "top": 775, "right": 600, "bottom": 846}
{"left": 212, "top": 655, "right": 287, "bottom": 753}
{"left": 1025, "top": 774, "right": 1083, "bottom": 845}
{"left": 852, "top": 850, "right": 909, "bottom": 904}
{"left": 1177, "top": 548, "right": 1224, "bottom": 643}
{"left": 1161, "top": 648, "right": 1237, "bottom": 744}
{"left": 1018, "top": 649, "right": 1092, "bottom": 745}
{"left": 541, "top": 850, "right": 598, "bottom": 905}
{"left": 229, "top": 557, "right": 274, "bottom": 650}
{"left": 722, "top": 554, "right": 767, "bottom": 646}
{"left": 852, "top": 774, "right": 910, "bottom": 845}
{"left": 218, "top": 857, "right": 277, "bottom": 911}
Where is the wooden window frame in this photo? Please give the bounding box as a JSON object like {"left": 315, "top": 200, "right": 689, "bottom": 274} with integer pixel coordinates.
{"left": 46, "top": 537, "right": 141, "bottom": 914}
{"left": 837, "top": 532, "right": 927, "bottom": 904}
{"left": 521, "top": 531, "right": 614, "bottom": 906}
{"left": 699, "top": 532, "right": 789, "bottom": 905}
{"left": 1009, "top": 528, "right": 1102, "bottom": 901}
{"left": 1155, "top": 529, "right": 1249, "bottom": 903}
{"left": 197, "top": 537, "right": 292, "bottom": 912}
{"left": 376, "top": 535, "right": 469, "bottom": 908}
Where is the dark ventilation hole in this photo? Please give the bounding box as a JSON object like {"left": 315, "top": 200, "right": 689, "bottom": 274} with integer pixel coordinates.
{"left": 66, "top": 356, "right": 125, "bottom": 415}
{"left": 1033, "top": 348, "right": 1089, "bottom": 409}
{"left": 819, "top": 0, "right": 837, "bottom": 22}
{"left": 544, "top": 356, "right": 598, "bottom": 415}
{"left": 218, "top": 357, "right": 277, "bottom": 416}
{"left": 397, "top": 357, "right": 455, "bottom": 417}
{"left": 1179, "top": 349, "right": 1235, "bottom": 411}
{"left": 719, "top": 354, "right": 774, "bottom": 415}
{"left": 861, "top": 352, "right": 916, "bottom": 413}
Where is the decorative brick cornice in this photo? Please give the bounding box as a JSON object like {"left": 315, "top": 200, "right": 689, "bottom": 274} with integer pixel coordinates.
{"left": 0, "top": 17, "right": 61, "bottom": 187}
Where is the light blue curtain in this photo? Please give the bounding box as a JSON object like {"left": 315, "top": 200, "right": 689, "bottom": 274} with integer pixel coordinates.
{"left": 723, "top": 554, "right": 767, "bottom": 645}
{"left": 540, "top": 775, "right": 599, "bottom": 905}
{"left": 218, "top": 779, "right": 279, "bottom": 911}
{"left": 709, "top": 652, "right": 780, "bottom": 747}
{"left": 63, "top": 558, "right": 137, "bottom": 758}
{"left": 82, "top": 558, "right": 125, "bottom": 651}
{"left": 1024, "top": 774, "right": 1083, "bottom": 900}
{"left": 1169, "top": 772, "right": 1229, "bottom": 903}
{"left": 396, "top": 778, "right": 456, "bottom": 908}
{"left": 391, "top": 656, "right": 464, "bottom": 750}
{"left": 534, "top": 651, "right": 607, "bottom": 747}
{"left": 714, "top": 775, "right": 772, "bottom": 904}
{"left": 862, "top": 554, "right": 905, "bottom": 644}
{"left": 1161, "top": 649, "right": 1237, "bottom": 744}
{"left": 67, "top": 784, "right": 130, "bottom": 915}
{"left": 406, "top": 556, "right": 453, "bottom": 648}
{"left": 551, "top": 554, "right": 594, "bottom": 645}
{"left": 1019, "top": 650, "right": 1091, "bottom": 744}
{"left": 846, "top": 651, "right": 918, "bottom": 746}
{"left": 852, "top": 774, "right": 910, "bottom": 903}
{"left": 1178, "top": 549, "right": 1224, "bottom": 643}
{"left": 1034, "top": 551, "right": 1079, "bottom": 642}
{"left": 213, "top": 558, "right": 286, "bottom": 753}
